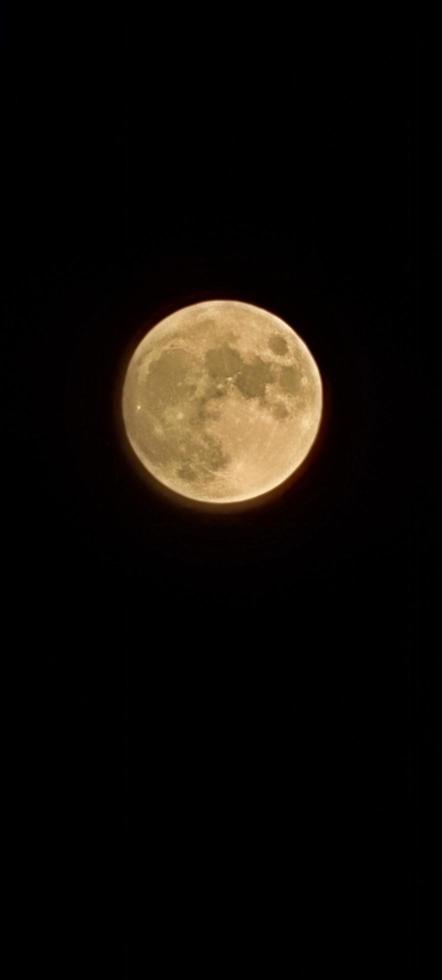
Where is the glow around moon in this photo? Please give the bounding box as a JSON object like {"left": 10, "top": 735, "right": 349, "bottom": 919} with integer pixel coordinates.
{"left": 121, "top": 300, "right": 322, "bottom": 504}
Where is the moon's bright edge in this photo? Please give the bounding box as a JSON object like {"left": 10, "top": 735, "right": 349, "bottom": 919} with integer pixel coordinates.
{"left": 121, "top": 300, "right": 322, "bottom": 504}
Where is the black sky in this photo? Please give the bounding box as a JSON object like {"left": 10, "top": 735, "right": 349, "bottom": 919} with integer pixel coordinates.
{"left": 4, "top": 15, "right": 423, "bottom": 976}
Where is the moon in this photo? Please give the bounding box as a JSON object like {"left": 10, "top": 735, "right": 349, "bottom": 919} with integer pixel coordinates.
{"left": 121, "top": 300, "right": 322, "bottom": 504}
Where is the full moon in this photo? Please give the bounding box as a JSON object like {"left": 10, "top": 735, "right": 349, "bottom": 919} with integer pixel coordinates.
{"left": 121, "top": 300, "right": 322, "bottom": 504}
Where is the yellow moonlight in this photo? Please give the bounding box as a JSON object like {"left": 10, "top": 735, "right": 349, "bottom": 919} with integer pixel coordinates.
{"left": 121, "top": 300, "right": 322, "bottom": 504}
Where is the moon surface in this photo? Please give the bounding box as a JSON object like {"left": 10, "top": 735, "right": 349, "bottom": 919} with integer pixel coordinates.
{"left": 121, "top": 300, "right": 322, "bottom": 504}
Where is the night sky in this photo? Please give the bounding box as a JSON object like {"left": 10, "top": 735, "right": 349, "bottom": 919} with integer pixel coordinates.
{"left": 4, "top": 15, "right": 424, "bottom": 976}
